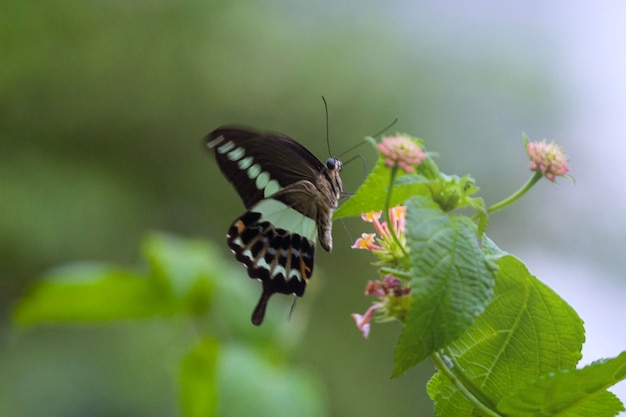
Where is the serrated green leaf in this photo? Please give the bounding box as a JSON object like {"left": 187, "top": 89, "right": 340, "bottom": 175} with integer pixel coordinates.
{"left": 392, "top": 196, "right": 497, "bottom": 376}
{"left": 180, "top": 338, "right": 219, "bottom": 417}
{"left": 498, "top": 350, "right": 626, "bottom": 416}
{"left": 426, "top": 371, "right": 441, "bottom": 399}
{"left": 430, "top": 255, "right": 585, "bottom": 415}
{"left": 481, "top": 235, "right": 507, "bottom": 259}
{"left": 333, "top": 158, "right": 428, "bottom": 219}
{"left": 554, "top": 391, "right": 623, "bottom": 417}
{"left": 427, "top": 372, "right": 476, "bottom": 417}
{"left": 12, "top": 263, "right": 173, "bottom": 325}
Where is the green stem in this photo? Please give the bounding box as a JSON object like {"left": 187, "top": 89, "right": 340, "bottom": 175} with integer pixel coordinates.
{"left": 380, "top": 267, "right": 410, "bottom": 280}
{"left": 384, "top": 166, "right": 409, "bottom": 258}
{"left": 431, "top": 351, "right": 502, "bottom": 417}
{"left": 383, "top": 166, "right": 397, "bottom": 224}
{"left": 486, "top": 172, "right": 543, "bottom": 214}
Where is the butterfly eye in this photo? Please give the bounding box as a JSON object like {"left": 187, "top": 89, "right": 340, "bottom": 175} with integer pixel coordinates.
{"left": 326, "top": 157, "right": 340, "bottom": 170}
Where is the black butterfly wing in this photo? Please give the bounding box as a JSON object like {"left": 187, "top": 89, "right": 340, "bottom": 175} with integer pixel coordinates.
{"left": 205, "top": 126, "right": 325, "bottom": 209}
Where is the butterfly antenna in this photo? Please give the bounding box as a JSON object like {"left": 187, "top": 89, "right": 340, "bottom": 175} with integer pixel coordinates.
{"left": 337, "top": 139, "right": 367, "bottom": 159}
{"left": 336, "top": 117, "right": 399, "bottom": 159}
{"left": 342, "top": 154, "right": 368, "bottom": 180}
{"left": 372, "top": 117, "right": 399, "bottom": 138}
{"left": 322, "top": 96, "right": 333, "bottom": 156}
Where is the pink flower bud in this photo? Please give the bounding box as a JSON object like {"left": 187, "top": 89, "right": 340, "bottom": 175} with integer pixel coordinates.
{"left": 351, "top": 304, "right": 381, "bottom": 338}
{"left": 377, "top": 135, "right": 425, "bottom": 173}
{"left": 526, "top": 140, "right": 569, "bottom": 181}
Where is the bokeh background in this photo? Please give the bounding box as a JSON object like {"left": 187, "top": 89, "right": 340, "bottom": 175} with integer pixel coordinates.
{"left": 2, "top": 1, "right": 626, "bottom": 416}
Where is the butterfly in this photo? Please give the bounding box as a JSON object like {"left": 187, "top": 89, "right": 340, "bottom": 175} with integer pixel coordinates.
{"left": 205, "top": 126, "right": 343, "bottom": 325}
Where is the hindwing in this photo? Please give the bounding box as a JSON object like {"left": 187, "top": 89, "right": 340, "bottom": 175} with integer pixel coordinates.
{"left": 227, "top": 205, "right": 316, "bottom": 325}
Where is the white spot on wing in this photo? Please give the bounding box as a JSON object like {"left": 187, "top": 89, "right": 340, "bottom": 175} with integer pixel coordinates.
{"left": 255, "top": 171, "right": 270, "bottom": 190}
{"left": 254, "top": 256, "right": 296, "bottom": 281}
{"left": 238, "top": 156, "right": 253, "bottom": 170}
{"left": 264, "top": 179, "right": 280, "bottom": 197}
{"left": 206, "top": 135, "right": 224, "bottom": 148}
{"left": 272, "top": 264, "right": 287, "bottom": 279}
{"left": 247, "top": 164, "right": 261, "bottom": 179}
{"left": 227, "top": 147, "right": 245, "bottom": 161}
{"left": 255, "top": 256, "right": 271, "bottom": 271}
{"left": 217, "top": 141, "right": 235, "bottom": 154}
{"left": 289, "top": 269, "right": 301, "bottom": 281}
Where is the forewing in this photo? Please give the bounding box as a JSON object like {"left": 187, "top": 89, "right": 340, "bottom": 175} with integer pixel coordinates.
{"left": 206, "top": 126, "right": 324, "bottom": 208}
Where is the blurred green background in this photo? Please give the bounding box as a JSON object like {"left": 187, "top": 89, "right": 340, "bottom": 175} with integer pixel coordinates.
{"left": 2, "top": 1, "right": 626, "bottom": 416}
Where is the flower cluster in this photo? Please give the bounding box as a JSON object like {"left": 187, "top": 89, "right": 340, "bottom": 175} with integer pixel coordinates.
{"left": 352, "top": 275, "right": 411, "bottom": 338}
{"left": 351, "top": 206, "right": 411, "bottom": 338}
{"left": 365, "top": 274, "right": 411, "bottom": 298}
{"left": 526, "top": 139, "right": 569, "bottom": 181}
{"left": 377, "top": 135, "right": 425, "bottom": 173}
{"left": 350, "top": 134, "right": 573, "bottom": 338}
{"left": 351, "top": 206, "right": 407, "bottom": 264}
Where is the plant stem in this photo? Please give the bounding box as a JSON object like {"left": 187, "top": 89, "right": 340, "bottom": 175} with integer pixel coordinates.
{"left": 380, "top": 267, "right": 410, "bottom": 280}
{"left": 384, "top": 166, "right": 409, "bottom": 257}
{"left": 383, "top": 166, "right": 397, "bottom": 224}
{"left": 486, "top": 172, "right": 542, "bottom": 214}
{"left": 431, "top": 351, "right": 502, "bottom": 417}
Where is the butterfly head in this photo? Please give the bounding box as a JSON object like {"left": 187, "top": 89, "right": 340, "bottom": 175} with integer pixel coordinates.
{"left": 326, "top": 157, "right": 343, "bottom": 172}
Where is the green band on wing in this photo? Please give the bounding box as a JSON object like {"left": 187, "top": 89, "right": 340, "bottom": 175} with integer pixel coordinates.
{"left": 255, "top": 171, "right": 270, "bottom": 190}
{"left": 264, "top": 179, "right": 280, "bottom": 197}
{"left": 217, "top": 141, "right": 235, "bottom": 154}
{"left": 227, "top": 146, "right": 245, "bottom": 161}
{"left": 247, "top": 164, "right": 261, "bottom": 179}
{"left": 253, "top": 199, "right": 317, "bottom": 242}
{"left": 238, "top": 156, "right": 253, "bottom": 170}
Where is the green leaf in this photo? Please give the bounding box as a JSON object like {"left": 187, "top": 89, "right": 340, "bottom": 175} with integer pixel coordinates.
{"left": 217, "top": 345, "right": 328, "bottom": 417}
{"left": 481, "top": 235, "right": 507, "bottom": 259}
{"left": 430, "top": 255, "right": 585, "bottom": 415}
{"left": 333, "top": 158, "right": 429, "bottom": 219}
{"left": 143, "top": 233, "right": 215, "bottom": 308}
{"left": 498, "top": 351, "right": 626, "bottom": 416}
{"left": 180, "top": 338, "right": 219, "bottom": 417}
{"left": 392, "top": 196, "right": 497, "bottom": 376}
{"left": 427, "top": 372, "right": 476, "bottom": 417}
{"left": 13, "top": 263, "right": 173, "bottom": 325}
{"left": 12, "top": 233, "right": 221, "bottom": 326}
